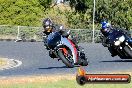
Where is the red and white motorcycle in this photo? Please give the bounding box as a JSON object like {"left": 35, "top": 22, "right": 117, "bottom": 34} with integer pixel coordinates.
{"left": 43, "top": 30, "right": 88, "bottom": 68}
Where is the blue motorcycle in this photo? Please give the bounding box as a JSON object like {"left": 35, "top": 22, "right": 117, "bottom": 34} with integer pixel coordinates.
{"left": 106, "top": 29, "right": 132, "bottom": 59}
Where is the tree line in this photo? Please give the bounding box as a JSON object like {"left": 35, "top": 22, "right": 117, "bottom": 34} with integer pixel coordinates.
{"left": 0, "top": 0, "right": 132, "bottom": 30}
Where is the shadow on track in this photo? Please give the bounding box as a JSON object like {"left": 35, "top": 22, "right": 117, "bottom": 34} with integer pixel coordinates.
{"left": 38, "top": 65, "right": 80, "bottom": 70}
{"left": 100, "top": 60, "right": 132, "bottom": 63}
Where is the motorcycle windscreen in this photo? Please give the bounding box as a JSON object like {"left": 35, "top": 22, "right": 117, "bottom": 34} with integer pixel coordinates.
{"left": 60, "top": 37, "right": 78, "bottom": 63}
{"left": 47, "top": 32, "right": 61, "bottom": 48}
{"left": 108, "top": 30, "right": 124, "bottom": 43}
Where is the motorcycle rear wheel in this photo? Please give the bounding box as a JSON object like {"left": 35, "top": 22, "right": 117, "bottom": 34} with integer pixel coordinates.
{"left": 79, "top": 52, "right": 88, "bottom": 66}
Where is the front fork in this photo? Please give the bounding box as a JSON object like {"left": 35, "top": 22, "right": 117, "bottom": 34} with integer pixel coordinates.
{"left": 118, "top": 42, "right": 132, "bottom": 51}
{"left": 125, "top": 42, "right": 132, "bottom": 50}
{"left": 116, "top": 42, "right": 132, "bottom": 56}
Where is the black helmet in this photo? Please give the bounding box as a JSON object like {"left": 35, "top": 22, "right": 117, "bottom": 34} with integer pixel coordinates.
{"left": 43, "top": 18, "right": 53, "bottom": 34}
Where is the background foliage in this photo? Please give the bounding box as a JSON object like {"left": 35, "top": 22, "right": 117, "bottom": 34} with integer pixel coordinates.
{"left": 0, "top": 0, "right": 132, "bottom": 30}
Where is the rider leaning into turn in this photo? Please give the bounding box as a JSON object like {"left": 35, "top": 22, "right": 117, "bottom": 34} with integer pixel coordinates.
{"left": 101, "top": 20, "right": 118, "bottom": 57}
{"left": 42, "top": 18, "right": 88, "bottom": 65}
{"left": 100, "top": 20, "right": 113, "bottom": 45}
{"left": 101, "top": 19, "right": 132, "bottom": 57}
{"left": 42, "top": 18, "right": 69, "bottom": 36}
{"left": 42, "top": 18, "right": 80, "bottom": 50}
{"left": 101, "top": 20, "right": 131, "bottom": 37}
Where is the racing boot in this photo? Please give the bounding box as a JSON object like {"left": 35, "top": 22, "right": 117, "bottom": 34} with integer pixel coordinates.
{"left": 76, "top": 47, "right": 88, "bottom": 66}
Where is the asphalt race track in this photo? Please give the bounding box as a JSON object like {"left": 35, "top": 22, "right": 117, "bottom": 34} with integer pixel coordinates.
{"left": 0, "top": 41, "right": 132, "bottom": 77}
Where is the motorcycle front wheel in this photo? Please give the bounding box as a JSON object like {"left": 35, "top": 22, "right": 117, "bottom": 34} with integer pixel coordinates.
{"left": 124, "top": 46, "right": 132, "bottom": 58}
{"left": 58, "top": 49, "right": 74, "bottom": 68}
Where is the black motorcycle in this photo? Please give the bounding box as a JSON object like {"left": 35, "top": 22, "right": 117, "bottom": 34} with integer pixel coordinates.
{"left": 101, "top": 29, "right": 132, "bottom": 59}
{"left": 43, "top": 31, "right": 88, "bottom": 68}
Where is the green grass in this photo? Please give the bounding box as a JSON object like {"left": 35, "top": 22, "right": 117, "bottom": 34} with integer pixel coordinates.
{"left": 0, "top": 79, "right": 131, "bottom": 88}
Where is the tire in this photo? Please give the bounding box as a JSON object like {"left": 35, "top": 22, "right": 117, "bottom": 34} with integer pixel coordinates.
{"left": 58, "top": 49, "right": 74, "bottom": 68}
{"left": 124, "top": 46, "right": 132, "bottom": 58}
{"left": 76, "top": 76, "right": 86, "bottom": 85}
{"left": 117, "top": 50, "right": 130, "bottom": 59}
{"left": 118, "top": 53, "right": 129, "bottom": 59}
{"left": 79, "top": 53, "right": 88, "bottom": 66}
{"left": 83, "top": 60, "right": 88, "bottom": 66}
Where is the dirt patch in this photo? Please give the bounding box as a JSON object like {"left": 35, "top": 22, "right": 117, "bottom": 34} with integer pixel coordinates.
{"left": 0, "top": 35, "right": 16, "bottom": 40}
{"left": 0, "top": 58, "right": 22, "bottom": 70}
{"left": 0, "top": 58, "right": 7, "bottom": 67}
{"left": 0, "top": 74, "right": 75, "bottom": 85}
{"left": 53, "top": 4, "right": 71, "bottom": 11}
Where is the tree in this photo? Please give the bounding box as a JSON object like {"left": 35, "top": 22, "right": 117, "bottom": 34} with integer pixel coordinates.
{"left": 38, "top": 0, "right": 52, "bottom": 10}
{"left": 0, "top": 0, "right": 44, "bottom": 26}
{"left": 0, "top": 0, "right": 131, "bottom": 29}
{"left": 93, "top": 0, "right": 132, "bottom": 29}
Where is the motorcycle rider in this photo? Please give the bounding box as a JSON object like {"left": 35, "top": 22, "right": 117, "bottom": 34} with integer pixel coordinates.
{"left": 101, "top": 19, "right": 132, "bottom": 57}
{"left": 101, "top": 20, "right": 118, "bottom": 57}
{"left": 42, "top": 18, "right": 76, "bottom": 49}
{"left": 101, "top": 20, "right": 131, "bottom": 37}
{"left": 101, "top": 20, "right": 113, "bottom": 46}
{"left": 42, "top": 18, "right": 68, "bottom": 36}
{"left": 42, "top": 18, "right": 87, "bottom": 65}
